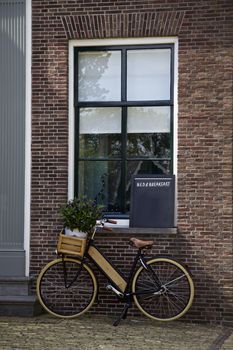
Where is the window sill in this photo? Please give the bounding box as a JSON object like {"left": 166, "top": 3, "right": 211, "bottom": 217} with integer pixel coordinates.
{"left": 98, "top": 227, "right": 178, "bottom": 235}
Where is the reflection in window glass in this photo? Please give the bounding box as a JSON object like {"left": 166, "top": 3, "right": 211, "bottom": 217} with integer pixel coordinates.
{"left": 127, "top": 107, "right": 170, "bottom": 158}
{"left": 127, "top": 106, "right": 170, "bottom": 133}
{"left": 78, "top": 161, "right": 122, "bottom": 212}
{"left": 78, "top": 51, "right": 121, "bottom": 101}
{"left": 127, "top": 133, "right": 170, "bottom": 158}
{"left": 79, "top": 108, "right": 121, "bottom": 158}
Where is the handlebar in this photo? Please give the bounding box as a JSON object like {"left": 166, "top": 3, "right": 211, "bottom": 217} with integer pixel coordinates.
{"left": 105, "top": 219, "right": 117, "bottom": 225}
{"left": 95, "top": 219, "right": 117, "bottom": 232}
{"left": 91, "top": 219, "right": 117, "bottom": 239}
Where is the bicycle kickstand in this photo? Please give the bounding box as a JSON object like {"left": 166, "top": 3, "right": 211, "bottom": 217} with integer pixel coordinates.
{"left": 113, "top": 302, "right": 131, "bottom": 327}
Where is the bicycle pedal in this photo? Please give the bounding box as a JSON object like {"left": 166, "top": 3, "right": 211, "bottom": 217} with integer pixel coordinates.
{"left": 106, "top": 284, "right": 124, "bottom": 298}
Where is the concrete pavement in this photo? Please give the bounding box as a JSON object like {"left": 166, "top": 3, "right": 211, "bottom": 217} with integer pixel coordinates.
{"left": 0, "top": 314, "right": 232, "bottom": 350}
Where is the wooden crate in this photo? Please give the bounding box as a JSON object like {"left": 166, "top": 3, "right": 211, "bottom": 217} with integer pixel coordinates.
{"left": 57, "top": 233, "right": 87, "bottom": 257}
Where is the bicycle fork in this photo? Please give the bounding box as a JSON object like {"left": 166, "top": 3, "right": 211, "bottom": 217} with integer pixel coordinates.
{"left": 61, "top": 255, "right": 85, "bottom": 289}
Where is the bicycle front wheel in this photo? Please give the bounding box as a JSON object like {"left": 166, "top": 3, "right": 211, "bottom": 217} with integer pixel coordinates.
{"left": 37, "top": 258, "right": 97, "bottom": 318}
{"left": 132, "top": 257, "right": 194, "bottom": 321}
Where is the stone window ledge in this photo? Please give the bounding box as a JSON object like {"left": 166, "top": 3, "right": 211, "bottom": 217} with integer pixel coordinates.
{"left": 97, "top": 227, "right": 177, "bottom": 235}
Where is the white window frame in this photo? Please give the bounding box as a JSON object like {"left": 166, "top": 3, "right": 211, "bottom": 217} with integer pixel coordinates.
{"left": 68, "top": 37, "right": 178, "bottom": 226}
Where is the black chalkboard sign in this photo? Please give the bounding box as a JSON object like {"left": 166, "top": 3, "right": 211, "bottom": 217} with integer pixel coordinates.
{"left": 130, "top": 175, "right": 175, "bottom": 228}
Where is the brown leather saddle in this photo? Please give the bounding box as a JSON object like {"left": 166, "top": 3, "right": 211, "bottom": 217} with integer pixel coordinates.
{"left": 130, "top": 237, "right": 154, "bottom": 249}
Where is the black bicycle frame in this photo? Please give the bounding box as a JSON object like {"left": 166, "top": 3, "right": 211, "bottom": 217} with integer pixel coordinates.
{"left": 86, "top": 238, "right": 161, "bottom": 297}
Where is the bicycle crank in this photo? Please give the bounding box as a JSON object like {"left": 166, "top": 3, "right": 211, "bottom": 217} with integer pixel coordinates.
{"left": 106, "top": 284, "right": 124, "bottom": 298}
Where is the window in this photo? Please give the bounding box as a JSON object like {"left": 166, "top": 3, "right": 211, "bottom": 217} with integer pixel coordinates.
{"left": 74, "top": 44, "right": 174, "bottom": 216}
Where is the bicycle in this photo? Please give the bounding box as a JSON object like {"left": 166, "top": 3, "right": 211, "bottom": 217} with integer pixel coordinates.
{"left": 36, "top": 220, "right": 194, "bottom": 326}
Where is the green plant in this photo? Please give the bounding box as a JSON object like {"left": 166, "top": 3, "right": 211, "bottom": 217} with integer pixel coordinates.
{"left": 59, "top": 197, "right": 103, "bottom": 234}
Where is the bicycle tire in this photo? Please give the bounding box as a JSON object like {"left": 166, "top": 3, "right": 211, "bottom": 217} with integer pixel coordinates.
{"left": 132, "top": 257, "right": 194, "bottom": 321}
{"left": 37, "top": 258, "right": 97, "bottom": 318}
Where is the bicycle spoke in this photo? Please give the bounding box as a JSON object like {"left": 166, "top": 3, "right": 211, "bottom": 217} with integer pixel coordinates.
{"left": 164, "top": 273, "right": 187, "bottom": 287}
{"left": 166, "top": 288, "right": 189, "bottom": 306}
{"left": 163, "top": 293, "right": 183, "bottom": 313}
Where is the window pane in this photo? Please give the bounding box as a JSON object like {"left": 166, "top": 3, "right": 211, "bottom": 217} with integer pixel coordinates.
{"left": 127, "top": 49, "right": 171, "bottom": 101}
{"left": 125, "top": 160, "right": 171, "bottom": 212}
{"left": 79, "top": 108, "right": 121, "bottom": 158}
{"left": 128, "top": 107, "right": 170, "bottom": 133}
{"left": 78, "top": 51, "right": 121, "bottom": 101}
{"left": 78, "top": 161, "right": 122, "bottom": 212}
{"left": 127, "top": 107, "right": 171, "bottom": 157}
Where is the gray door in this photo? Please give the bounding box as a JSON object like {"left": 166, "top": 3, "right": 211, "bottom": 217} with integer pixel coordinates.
{"left": 0, "top": 0, "right": 26, "bottom": 276}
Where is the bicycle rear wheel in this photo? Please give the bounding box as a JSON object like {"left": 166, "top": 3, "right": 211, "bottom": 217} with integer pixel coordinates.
{"left": 132, "top": 257, "right": 194, "bottom": 321}
{"left": 37, "top": 258, "right": 97, "bottom": 318}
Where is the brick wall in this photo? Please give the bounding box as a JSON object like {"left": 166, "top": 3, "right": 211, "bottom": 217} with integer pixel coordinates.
{"left": 30, "top": 0, "right": 233, "bottom": 325}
